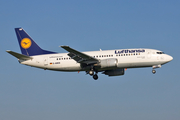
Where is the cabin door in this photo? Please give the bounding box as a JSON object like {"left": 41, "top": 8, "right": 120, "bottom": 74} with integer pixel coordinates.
{"left": 147, "top": 51, "right": 151, "bottom": 59}
{"left": 44, "top": 57, "right": 48, "bottom": 66}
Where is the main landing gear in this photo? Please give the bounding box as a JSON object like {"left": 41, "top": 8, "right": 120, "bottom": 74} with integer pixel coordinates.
{"left": 93, "top": 74, "right": 98, "bottom": 80}
{"left": 87, "top": 69, "right": 99, "bottom": 80}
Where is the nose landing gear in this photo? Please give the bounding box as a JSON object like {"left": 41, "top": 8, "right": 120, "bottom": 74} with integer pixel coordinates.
{"left": 152, "top": 69, "right": 156, "bottom": 74}
{"left": 152, "top": 65, "right": 161, "bottom": 74}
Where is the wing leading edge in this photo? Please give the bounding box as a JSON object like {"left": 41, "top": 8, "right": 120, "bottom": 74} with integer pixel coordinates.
{"left": 61, "top": 46, "right": 99, "bottom": 65}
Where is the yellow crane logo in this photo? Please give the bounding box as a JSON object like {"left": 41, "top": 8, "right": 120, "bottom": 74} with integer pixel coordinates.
{"left": 21, "top": 38, "right": 32, "bottom": 49}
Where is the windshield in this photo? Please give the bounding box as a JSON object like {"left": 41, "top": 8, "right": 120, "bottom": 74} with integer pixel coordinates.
{"left": 157, "top": 52, "right": 164, "bottom": 54}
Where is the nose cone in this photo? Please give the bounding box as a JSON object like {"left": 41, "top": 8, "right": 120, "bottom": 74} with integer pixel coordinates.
{"left": 167, "top": 55, "right": 173, "bottom": 62}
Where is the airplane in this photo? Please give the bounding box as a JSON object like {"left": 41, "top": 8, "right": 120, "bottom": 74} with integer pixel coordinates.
{"left": 6, "top": 28, "right": 173, "bottom": 80}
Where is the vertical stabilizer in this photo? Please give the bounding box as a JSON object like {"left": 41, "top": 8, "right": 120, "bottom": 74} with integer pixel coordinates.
{"left": 15, "top": 28, "right": 56, "bottom": 56}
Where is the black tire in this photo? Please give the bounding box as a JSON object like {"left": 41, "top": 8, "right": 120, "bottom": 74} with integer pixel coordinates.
{"left": 93, "top": 74, "right": 98, "bottom": 80}
{"left": 152, "top": 70, "right": 156, "bottom": 74}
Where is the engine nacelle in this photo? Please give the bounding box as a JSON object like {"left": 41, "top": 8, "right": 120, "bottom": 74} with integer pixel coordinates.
{"left": 102, "top": 69, "right": 124, "bottom": 76}
{"left": 99, "top": 58, "right": 118, "bottom": 68}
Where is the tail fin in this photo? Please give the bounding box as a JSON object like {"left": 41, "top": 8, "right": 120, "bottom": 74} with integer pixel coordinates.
{"left": 15, "top": 28, "right": 56, "bottom": 56}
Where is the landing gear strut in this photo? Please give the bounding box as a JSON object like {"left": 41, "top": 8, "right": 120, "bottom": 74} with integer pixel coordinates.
{"left": 86, "top": 65, "right": 98, "bottom": 80}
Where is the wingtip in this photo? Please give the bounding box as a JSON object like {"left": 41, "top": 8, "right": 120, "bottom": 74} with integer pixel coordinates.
{"left": 6, "top": 50, "right": 11, "bottom": 53}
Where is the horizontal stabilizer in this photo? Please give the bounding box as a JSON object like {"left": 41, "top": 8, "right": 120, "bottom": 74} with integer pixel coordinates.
{"left": 6, "top": 50, "right": 32, "bottom": 60}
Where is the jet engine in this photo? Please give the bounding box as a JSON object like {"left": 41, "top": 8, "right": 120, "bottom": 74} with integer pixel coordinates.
{"left": 99, "top": 58, "right": 118, "bottom": 68}
{"left": 102, "top": 69, "right": 124, "bottom": 76}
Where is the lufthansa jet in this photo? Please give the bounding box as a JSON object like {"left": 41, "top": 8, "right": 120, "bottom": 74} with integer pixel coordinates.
{"left": 6, "top": 28, "right": 173, "bottom": 80}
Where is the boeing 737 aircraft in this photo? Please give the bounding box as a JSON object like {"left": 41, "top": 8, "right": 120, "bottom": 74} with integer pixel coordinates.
{"left": 7, "top": 28, "right": 173, "bottom": 80}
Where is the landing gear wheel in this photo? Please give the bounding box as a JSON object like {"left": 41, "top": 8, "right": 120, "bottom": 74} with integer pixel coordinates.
{"left": 152, "top": 69, "right": 156, "bottom": 74}
{"left": 89, "top": 70, "right": 94, "bottom": 76}
{"left": 93, "top": 74, "right": 98, "bottom": 80}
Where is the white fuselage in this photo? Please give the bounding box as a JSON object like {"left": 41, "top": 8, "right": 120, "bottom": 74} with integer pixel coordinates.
{"left": 19, "top": 48, "right": 173, "bottom": 72}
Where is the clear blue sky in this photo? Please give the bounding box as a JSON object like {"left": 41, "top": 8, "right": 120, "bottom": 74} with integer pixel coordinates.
{"left": 0, "top": 0, "right": 180, "bottom": 120}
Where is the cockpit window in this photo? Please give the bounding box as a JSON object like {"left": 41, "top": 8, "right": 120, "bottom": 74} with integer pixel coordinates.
{"left": 157, "top": 52, "right": 164, "bottom": 54}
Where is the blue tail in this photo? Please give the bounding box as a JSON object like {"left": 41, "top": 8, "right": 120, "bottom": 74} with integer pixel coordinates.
{"left": 15, "top": 28, "right": 56, "bottom": 56}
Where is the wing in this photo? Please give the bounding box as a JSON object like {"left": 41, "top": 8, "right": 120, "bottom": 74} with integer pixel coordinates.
{"left": 6, "top": 50, "right": 32, "bottom": 60}
{"left": 61, "top": 46, "right": 99, "bottom": 65}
